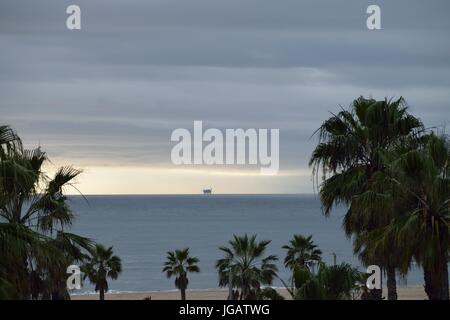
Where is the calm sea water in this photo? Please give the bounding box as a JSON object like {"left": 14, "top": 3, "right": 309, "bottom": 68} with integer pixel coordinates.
{"left": 69, "top": 194, "right": 423, "bottom": 293}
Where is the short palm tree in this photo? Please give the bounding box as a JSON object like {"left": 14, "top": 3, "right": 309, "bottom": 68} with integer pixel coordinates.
{"left": 282, "top": 234, "right": 322, "bottom": 271}
{"left": 284, "top": 263, "right": 361, "bottom": 300}
{"left": 216, "top": 234, "right": 278, "bottom": 300}
{"left": 162, "top": 248, "right": 200, "bottom": 300}
{"left": 82, "top": 244, "right": 122, "bottom": 300}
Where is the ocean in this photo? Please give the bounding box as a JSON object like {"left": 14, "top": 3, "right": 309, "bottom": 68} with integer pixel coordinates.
{"left": 69, "top": 194, "right": 423, "bottom": 294}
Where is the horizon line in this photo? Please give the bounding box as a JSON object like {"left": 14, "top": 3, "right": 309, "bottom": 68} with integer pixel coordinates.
{"left": 66, "top": 192, "right": 317, "bottom": 196}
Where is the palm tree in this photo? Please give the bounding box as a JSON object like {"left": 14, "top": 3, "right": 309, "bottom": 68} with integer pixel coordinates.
{"left": 162, "top": 248, "right": 200, "bottom": 300}
{"left": 284, "top": 262, "right": 361, "bottom": 300}
{"left": 309, "top": 97, "right": 423, "bottom": 300}
{"left": 0, "top": 126, "right": 93, "bottom": 299}
{"left": 362, "top": 133, "right": 450, "bottom": 299}
{"left": 282, "top": 234, "right": 322, "bottom": 271}
{"left": 0, "top": 125, "right": 21, "bottom": 299}
{"left": 216, "top": 234, "right": 278, "bottom": 300}
{"left": 82, "top": 244, "right": 122, "bottom": 300}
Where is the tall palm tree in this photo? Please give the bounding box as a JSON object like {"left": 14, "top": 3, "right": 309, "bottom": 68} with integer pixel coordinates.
{"left": 162, "top": 248, "right": 200, "bottom": 300}
{"left": 282, "top": 234, "right": 322, "bottom": 271}
{"left": 82, "top": 244, "right": 122, "bottom": 300}
{"left": 0, "top": 125, "right": 21, "bottom": 299}
{"left": 0, "top": 126, "right": 93, "bottom": 299}
{"left": 362, "top": 133, "right": 450, "bottom": 299}
{"left": 309, "top": 97, "right": 423, "bottom": 300}
{"left": 216, "top": 234, "right": 278, "bottom": 300}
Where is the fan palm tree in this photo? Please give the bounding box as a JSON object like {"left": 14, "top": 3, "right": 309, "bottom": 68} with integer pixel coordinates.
{"left": 162, "top": 248, "right": 200, "bottom": 300}
{"left": 216, "top": 234, "right": 278, "bottom": 300}
{"left": 282, "top": 234, "right": 322, "bottom": 271}
{"left": 309, "top": 97, "right": 423, "bottom": 300}
{"left": 82, "top": 244, "right": 122, "bottom": 300}
{"left": 283, "top": 262, "right": 361, "bottom": 300}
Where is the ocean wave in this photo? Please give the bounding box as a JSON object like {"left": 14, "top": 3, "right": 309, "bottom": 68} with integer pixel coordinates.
{"left": 70, "top": 288, "right": 229, "bottom": 295}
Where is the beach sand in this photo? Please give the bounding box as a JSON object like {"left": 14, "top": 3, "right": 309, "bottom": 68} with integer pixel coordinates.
{"left": 71, "top": 286, "right": 428, "bottom": 300}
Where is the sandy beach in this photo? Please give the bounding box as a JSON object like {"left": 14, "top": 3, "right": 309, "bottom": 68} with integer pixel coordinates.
{"left": 71, "top": 286, "right": 428, "bottom": 300}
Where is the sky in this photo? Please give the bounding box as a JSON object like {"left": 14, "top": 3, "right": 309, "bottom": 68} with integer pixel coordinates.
{"left": 1, "top": 0, "right": 450, "bottom": 194}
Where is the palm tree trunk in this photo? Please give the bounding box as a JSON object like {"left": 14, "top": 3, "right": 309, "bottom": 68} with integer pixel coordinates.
{"left": 423, "top": 268, "right": 433, "bottom": 300}
{"left": 99, "top": 289, "right": 105, "bottom": 300}
{"left": 180, "top": 288, "right": 186, "bottom": 300}
{"left": 386, "top": 266, "right": 397, "bottom": 300}
{"left": 434, "top": 245, "right": 449, "bottom": 300}
{"left": 439, "top": 252, "right": 449, "bottom": 300}
{"left": 228, "top": 273, "right": 233, "bottom": 300}
{"left": 424, "top": 246, "right": 449, "bottom": 300}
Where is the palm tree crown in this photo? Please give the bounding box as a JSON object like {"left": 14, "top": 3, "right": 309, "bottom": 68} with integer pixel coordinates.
{"left": 162, "top": 248, "right": 200, "bottom": 300}
{"left": 282, "top": 234, "right": 322, "bottom": 271}
{"left": 216, "top": 234, "right": 278, "bottom": 300}
{"left": 82, "top": 244, "right": 122, "bottom": 300}
{"left": 286, "top": 263, "right": 361, "bottom": 300}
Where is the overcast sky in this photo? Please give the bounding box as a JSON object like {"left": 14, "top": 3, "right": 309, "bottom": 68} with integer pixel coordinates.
{"left": 1, "top": 0, "right": 450, "bottom": 194}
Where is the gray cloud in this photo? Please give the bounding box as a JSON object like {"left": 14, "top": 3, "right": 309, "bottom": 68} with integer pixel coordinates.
{"left": 1, "top": 0, "right": 449, "bottom": 186}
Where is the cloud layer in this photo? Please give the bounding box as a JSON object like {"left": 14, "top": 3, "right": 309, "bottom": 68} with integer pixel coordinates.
{"left": 1, "top": 0, "right": 449, "bottom": 193}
